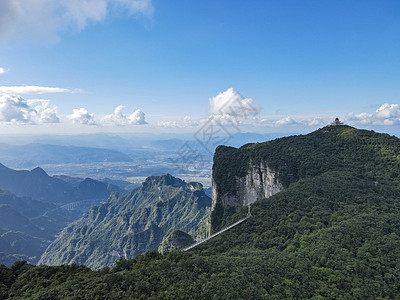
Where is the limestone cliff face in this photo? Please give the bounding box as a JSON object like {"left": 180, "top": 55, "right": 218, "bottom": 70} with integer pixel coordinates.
{"left": 212, "top": 162, "right": 283, "bottom": 210}
{"left": 211, "top": 154, "right": 283, "bottom": 232}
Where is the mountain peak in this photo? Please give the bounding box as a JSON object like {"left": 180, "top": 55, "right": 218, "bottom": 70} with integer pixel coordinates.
{"left": 0, "top": 163, "right": 11, "bottom": 170}
{"left": 186, "top": 182, "right": 203, "bottom": 192}
{"left": 30, "top": 167, "right": 48, "bottom": 177}
{"left": 144, "top": 174, "right": 186, "bottom": 188}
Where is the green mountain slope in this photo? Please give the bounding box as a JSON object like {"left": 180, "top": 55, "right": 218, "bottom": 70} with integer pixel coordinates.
{"left": 211, "top": 125, "right": 400, "bottom": 231}
{"left": 3, "top": 126, "right": 400, "bottom": 299}
{"left": 39, "top": 174, "right": 211, "bottom": 269}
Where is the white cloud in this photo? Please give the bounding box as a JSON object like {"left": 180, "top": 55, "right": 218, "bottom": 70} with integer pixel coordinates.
{"left": 68, "top": 108, "right": 96, "bottom": 125}
{"left": 0, "top": 67, "right": 6, "bottom": 74}
{"left": 102, "top": 105, "right": 147, "bottom": 125}
{"left": 158, "top": 115, "right": 197, "bottom": 129}
{"left": 209, "top": 88, "right": 260, "bottom": 117}
{"left": 0, "top": 85, "right": 69, "bottom": 95}
{"left": 257, "top": 115, "right": 330, "bottom": 128}
{"left": 274, "top": 116, "right": 299, "bottom": 127}
{"left": 346, "top": 103, "right": 400, "bottom": 125}
{"left": 0, "top": 95, "right": 59, "bottom": 124}
{"left": 303, "top": 118, "right": 324, "bottom": 126}
{"left": 157, "top": 121, "right": 180, "bottom": 128}
{"left": 129, "top": 108, "right": 147, "bottom": 125}
{"left": 0, "top": 0, "right": 154, "bottom": 42}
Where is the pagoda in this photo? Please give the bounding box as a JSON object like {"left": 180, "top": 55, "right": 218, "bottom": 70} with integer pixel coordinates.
{"left": 331, "top": 117, "right": 343, "bottom": 125}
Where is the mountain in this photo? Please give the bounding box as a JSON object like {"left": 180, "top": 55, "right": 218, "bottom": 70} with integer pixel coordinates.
{"left": 59, "top": 178, "right": 122, "bottom": 201}
{"left": 53, "top": 175, "right": 84, "bottom": 187}
{"left": 0, "top": 164, "right": 72, "bottom": 203}
{"left": 0, "top": 163, "right": 122, "bottom": 205}
{"left": 39, "top": 174, "right": 212, "bottom": 269}
{"left": 29, "top": 178, "right": 123, "bottom": 237}
{"left": 0, "top": 205, "right": 50, "bottom": 240}
{"left": 0, "top": 189, "right": 55, "bottom": 219}
{"left": 211, "top": 124, "right": 400, "bottom": 231}
{"left": 3, "top": 125, "right": 400, "bottom": 299}
{"left": 0, "top": 165, "right": 123, "bottom": 267}
{"left": 0, "top": 192, "right": 54, "bottom": 266}
{"left": 100, "top": 177, "right": 134, "bottom": 191}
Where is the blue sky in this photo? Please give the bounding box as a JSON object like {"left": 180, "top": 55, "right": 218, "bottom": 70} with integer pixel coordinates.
{"left": 0, "top": 0, "right": 399, "bottom": 134}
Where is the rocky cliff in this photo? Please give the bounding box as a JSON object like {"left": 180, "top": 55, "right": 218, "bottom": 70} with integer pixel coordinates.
{"left": 211, "top": 149, "right": 284, "bottom": 232}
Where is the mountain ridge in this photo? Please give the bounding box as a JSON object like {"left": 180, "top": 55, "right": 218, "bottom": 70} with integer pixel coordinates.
{"left": 39, "top": 174, "right": 212, "bottom": 269}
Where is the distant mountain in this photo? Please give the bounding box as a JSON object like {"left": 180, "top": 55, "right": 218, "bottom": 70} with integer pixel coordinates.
{"left": 0, "top": 189, "right": 55, "bottom": 219}
{"left": 39, "top": 174, "right": 211, "bottom": 269}
{"left": 0, "top": 164, "right": 122, "bottom": 205}
{"left": 59, "top": 178, "right": 122, "bottom": 201}
{"left": 0, "top": 191, "right": 54, "bottom": 266}
{"left": 0, "top": 229, "right": 48, "bottom": 267}
{"left": 0, "top": 165, "right": 124, "bottom": 267}
{"left": 53, "top": 175, "right": 84, "bottom": 187}
{"left": 0, "top": 204, "right": 50, "bottom": 240}
{"left": 0, "top": 143, "right": 133, "bottom": 169}
{"left": 54, "top": 175, "right": 134, "bottom": 192}
{"left": 0, "top": 164, "right": 72, "bottom": 203}
{"left": 99, "top": 177, "right": 135, "bottom": 191}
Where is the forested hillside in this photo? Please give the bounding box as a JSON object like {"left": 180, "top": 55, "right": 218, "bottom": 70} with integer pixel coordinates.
{"left": 2, "top": 126, "right": 400, "bottom": 299}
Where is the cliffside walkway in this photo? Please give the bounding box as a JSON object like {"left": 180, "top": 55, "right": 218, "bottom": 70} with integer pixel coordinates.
{"left": 183, "top": 206, "right": 251, "bottom": 251}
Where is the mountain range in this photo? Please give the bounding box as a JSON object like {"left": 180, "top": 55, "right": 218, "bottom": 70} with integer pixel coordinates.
{"left": 39, "top": 174, "right": 211, "bottom": 269}
{"left": 0, "top": 164, "right": 123, "bottom": 266}
{"left": 2, "top": 125, "right": 400, "bottom": 298}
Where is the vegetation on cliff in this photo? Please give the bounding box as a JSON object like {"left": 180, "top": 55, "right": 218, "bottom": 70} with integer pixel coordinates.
{"left": 211, "top": 125, "right": 400, "bottom": 230}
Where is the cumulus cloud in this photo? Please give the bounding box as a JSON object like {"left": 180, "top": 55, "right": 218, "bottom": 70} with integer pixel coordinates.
{"left": 0, "top": 0, "right": 154, "bottom": 42}
{"left": 0, "top": 95, "right": 59, "bottom": 124}
{"left": 258, "top": 115, "right": 329, "bottom": 128}
{"left": 0, "top": 67, "right": 6, "bottom": 74}
{"left": 0, "top": 85, "right": 69, "bottom": 95}
{"left": 209, "top": 88, "right": 260, "bottom": 117}
{"left": 273, "top": 116, "right": 299, "bottom": 127}
{"left": 68, "top": 108, "right": 95, "bottom": 125}
{"left": 346, "top": 103, "right": 400, "bottom": 125}
{"left": 102, "top": 105, "right": 147, "bottom": 125}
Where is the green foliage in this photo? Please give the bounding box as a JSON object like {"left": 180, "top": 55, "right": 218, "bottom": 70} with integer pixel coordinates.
{"left": 39, "top": 174, "right": 211, "bottom": 270}
{"left": 159, "top": 230, "right": 194, "bottom": 252}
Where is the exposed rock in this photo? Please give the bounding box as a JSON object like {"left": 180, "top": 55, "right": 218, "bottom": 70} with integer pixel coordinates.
{"left": 211, "top": 159, "right": 283, "bottom": 232}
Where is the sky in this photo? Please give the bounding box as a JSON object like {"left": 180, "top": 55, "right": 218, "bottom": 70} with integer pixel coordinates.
{"left": 0, "top": 0, "right": 400, "bottom": 135}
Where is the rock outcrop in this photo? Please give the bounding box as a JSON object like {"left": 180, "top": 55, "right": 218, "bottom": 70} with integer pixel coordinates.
{"left": 210, "top": 147, "right": 284, "bottom": 232}
{"left": 212, "top": 162, "right": 283, "bottom": 210}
